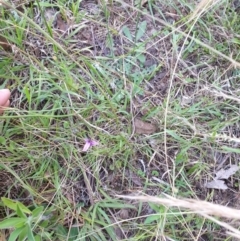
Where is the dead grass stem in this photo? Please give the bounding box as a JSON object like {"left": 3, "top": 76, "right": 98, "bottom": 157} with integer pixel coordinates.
{"left": 117, "top": 194, "right": 240, "bottom": 219}
{"left": 117, "top": 194, "right": 240, "bottom": 238}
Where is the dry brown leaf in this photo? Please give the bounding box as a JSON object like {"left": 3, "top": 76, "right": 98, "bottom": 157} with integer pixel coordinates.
{"left": 56, "top": 14, "right": 68, "bottom": 32}
{"left": 0, "top": 36, "right": 12, "bottom": 52}
{"left": 130, "top": 171, "right": 142, "bottom": 186}
{"left": 134, "top": 118, "right": 157, "bottom": 134}
{"left": 205, "top": 165, "right": 239, "bottom": 190}
{"left": 215, "top": 165, "right": 239, "bottom": 179}
{"left": 205, "top": 179, "right": 228, "bottom": 190}
{"left": 118, "top": 209, "right": 129, "bottom": 219}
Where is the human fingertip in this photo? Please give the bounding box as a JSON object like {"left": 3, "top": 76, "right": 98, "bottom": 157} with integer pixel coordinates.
{"left": 0, "top": 89, "right": 10, "bottom": 97}
{"left": 4, "top": 100, "right": 10, "bottom": 107}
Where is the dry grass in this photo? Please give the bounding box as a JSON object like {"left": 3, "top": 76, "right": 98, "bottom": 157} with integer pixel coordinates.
{"left": 117, "top": 194, "right": 240, "bottom": 238}
{"left": 117, "top": 194, "right": 240, "bottom": 219}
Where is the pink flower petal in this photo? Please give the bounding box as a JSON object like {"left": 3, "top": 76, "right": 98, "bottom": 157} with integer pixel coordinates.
{"left": 82, "top": 142, "right": 91, "bottom": 152}
{"left": 82, "top": 139, "right": 99, "bottom": 152}
{"left": 90, "top": 140, "right": 99, "bottom": 146}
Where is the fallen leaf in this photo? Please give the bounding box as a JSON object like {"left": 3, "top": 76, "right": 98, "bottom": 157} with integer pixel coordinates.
{"left": 0, "top": 36, "right": 12, "bottom": 52}
{"left": 118, "top": 209, "right": 129, "bottom": 219}
{"left": 56, "top": 13, "right": 68, "bottom": 32}
{"left": 215, "top": 165, "right": 239, "bottom": 180}
{"left": 130, "top": 171, "right": 142, "bottom": 186}
{"left": 205, "top": 165, "right": 239, "bottom": 190}
{"left": 134, "top": 118, "right": 157, "bottom": 134}
{"left": 205, "top": 179, "right": 228, "bottom": 190}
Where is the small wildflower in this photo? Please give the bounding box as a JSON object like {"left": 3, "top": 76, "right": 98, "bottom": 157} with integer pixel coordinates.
{"left": 82, "top": 138, "right": 99, "bottom": 152}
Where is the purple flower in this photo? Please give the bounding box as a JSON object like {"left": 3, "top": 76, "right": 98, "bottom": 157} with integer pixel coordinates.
{"left": 82, "top": 138, "right": 99, "bottom": 152}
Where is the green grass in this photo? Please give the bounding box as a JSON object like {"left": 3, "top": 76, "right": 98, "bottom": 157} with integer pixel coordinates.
{"left": 0, "top": 0, "right": 240, "bottom": 240}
